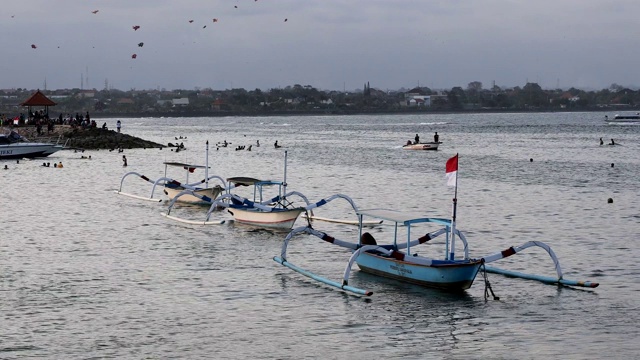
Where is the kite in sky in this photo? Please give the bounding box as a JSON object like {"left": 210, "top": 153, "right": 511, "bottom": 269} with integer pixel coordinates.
{"left": 132, "top": 25, "right": 140, "bottom": 31}
{"left": 31, "top": 44, "right": 37, "bottom": 49}
{"left": 92, "top": 10, "right": 99, "bottom": 14}
{"left": 189, "top": 20, "right": 194, "bottom": 23}
{"left": 131, "top": 54, "right": 137, "bottom": 59}
{"left": 284, "top": 18, "right": 288, "bottom": 22}
{"left": 213, "top": 18, "right": 218, "bottom": 22}
{"left": 138, "top": 42, "right": 144, "bottom": 47}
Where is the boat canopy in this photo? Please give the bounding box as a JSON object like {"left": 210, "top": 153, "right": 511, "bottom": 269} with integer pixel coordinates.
{"left": 163, "top": 161, "right": 209, "bottom": 169}
{"left": 357, "top": 208, "right": 451, "bottom": 226}
{"left": 226, "top": 176, "right": 283, "bottom": 187}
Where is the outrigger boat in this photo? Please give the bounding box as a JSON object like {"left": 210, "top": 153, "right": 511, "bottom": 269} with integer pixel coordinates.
{"left": 163, "top": 151, "right": 372, "bottom": 230}
{"left": 274, "top": 154, "right": 599, "bottom": 296}
{"left": 115, "top": 141, "right": 227, "bottom": 203}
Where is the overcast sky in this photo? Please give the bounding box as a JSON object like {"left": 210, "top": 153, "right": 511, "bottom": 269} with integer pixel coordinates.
{"left": 2, "top": 0, "right": 639, "bottom": 92}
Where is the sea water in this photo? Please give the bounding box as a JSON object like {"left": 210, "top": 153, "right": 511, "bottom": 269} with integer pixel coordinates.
{"left": 1, "top": 112, "right": 638, "bottom": 359}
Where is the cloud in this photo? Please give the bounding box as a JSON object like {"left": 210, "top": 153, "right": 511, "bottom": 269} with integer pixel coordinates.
{"left": 2, "top": 0, "right": 640, "bottom": 91}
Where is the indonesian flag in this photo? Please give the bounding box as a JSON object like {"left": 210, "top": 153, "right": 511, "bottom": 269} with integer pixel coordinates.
{"left": 445, "top": 154, "right": 458, "bottom": 187}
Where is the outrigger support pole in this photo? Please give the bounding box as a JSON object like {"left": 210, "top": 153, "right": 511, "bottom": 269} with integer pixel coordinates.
{"left": 274, "top": 226, "right": 372, "bottom": 296}
{"left": 482, "top": 240, "right": 600, "bottom": 288}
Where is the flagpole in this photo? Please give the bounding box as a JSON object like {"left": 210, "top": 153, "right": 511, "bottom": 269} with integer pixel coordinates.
{"left": 450, "top": 153, "right": 458, "bottom": 260}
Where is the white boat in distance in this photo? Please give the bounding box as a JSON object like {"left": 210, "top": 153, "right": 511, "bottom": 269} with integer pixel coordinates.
{"left": 402, "top": 141, "right": 439, "bottom": 150}
{"left": 605, "top": 113, "right": 640, "bottom": 122}
{"left": 0, "top": 130, "right": 63, "bottom": 160}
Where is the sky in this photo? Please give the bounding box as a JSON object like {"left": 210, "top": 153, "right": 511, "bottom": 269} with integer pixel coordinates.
{"left": 2, "top": 0, "right": 640, "bottom": 92}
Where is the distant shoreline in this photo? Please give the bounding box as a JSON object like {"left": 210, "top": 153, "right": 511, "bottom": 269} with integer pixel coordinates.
{"left": 82, "top": 107, "right": 631, "bottom": 119}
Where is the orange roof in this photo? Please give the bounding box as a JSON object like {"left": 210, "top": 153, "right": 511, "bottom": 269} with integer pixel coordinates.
{"left": 21, "top": 90, "right": 57, "bottom": 106}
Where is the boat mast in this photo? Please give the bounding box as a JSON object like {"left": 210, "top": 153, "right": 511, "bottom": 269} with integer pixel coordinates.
{"left": 205, "top": 140, "right": 209, "bottom": 188}
{"left": 282, "top": 150, "right": 288, "bottom": 200}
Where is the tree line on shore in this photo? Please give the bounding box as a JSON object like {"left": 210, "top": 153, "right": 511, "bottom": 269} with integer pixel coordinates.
{"left": 1, "top": 81, "right": 639, "bottom": 116}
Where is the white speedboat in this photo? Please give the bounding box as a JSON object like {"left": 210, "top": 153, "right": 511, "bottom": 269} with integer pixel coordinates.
{"left": 402, "top": 141, "right": 439, "bottom": 150}
{"left": 605, "top": 113, "right": 640, "bottom": 123}
{"left": 0, "top": 130, "right": 62, "bottom": 160}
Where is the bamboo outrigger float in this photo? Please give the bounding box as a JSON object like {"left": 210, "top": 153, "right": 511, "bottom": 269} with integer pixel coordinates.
{"left": 273, "top": 154, "right": 599, "bottom": 296}
{"left": 115, "top": 141, "right": 228, "bottom": 203}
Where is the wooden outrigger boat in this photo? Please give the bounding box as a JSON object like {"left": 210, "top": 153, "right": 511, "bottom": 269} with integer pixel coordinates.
{"left": 274, "top": 154, "right": 599, "bottom": 296}
{"left": 162, "top": 151, "right": 373, "bottom": 230}
{"left": 115, "top": 141, "right": 227, "bottom": 203}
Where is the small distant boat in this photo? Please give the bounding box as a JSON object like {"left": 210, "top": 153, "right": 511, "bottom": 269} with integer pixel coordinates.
{"left": 605, "top": 113, "right": 640, "bottom": 122}
{"left": 0, "top": 130, "right": 62, "bottom": 159}
{"left": 402, "top": 141, "right": 439, "bottom": 150}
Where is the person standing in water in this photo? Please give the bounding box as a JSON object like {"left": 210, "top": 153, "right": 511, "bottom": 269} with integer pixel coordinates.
{"left": 122, "top": 155, "right": 128, "bottom": 166}
{"left": 116, "top": 120, "right": 122, "bottom": 133}
{"left": 600, "top": 138, "right": 604, "bottom": 145}
{"left": 434, "top": 132, "right": 439, "bottom": 143}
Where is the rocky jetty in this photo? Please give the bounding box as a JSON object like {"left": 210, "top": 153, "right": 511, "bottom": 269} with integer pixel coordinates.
{"left": 7, "top": 125, "right": 165, "bottom": 150}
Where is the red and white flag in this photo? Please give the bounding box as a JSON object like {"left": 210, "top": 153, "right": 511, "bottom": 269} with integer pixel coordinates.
{"left": 445, "top": 154, "right": 458, "bottom": 187}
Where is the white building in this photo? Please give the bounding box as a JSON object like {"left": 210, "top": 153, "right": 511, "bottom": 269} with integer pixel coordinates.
{"left": 172, "top": 97, "right": 190, "bottom": 106}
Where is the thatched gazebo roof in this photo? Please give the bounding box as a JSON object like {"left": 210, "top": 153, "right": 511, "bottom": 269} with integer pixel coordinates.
{"left": 21, "top": 90, "right": 57, "bottom": 107}
{"left": 21, "top": 90, "right": 56, "bottom": 120}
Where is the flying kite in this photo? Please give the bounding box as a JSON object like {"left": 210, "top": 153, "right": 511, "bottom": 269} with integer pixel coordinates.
{"left": 284, "top": 18, "right": 288, "bottom": 22}
{"left": 138, "top": 42, "right": 144, "bottom": 47}
{"left": 132, "top": 25, "right": 140, "bottom": 31}
{"left": 131, "top": 54, "right": 137, "bottom": 59}
{"left": 213, "top": 18, "right": 218, "bottom": 22}
{"left": 203, "top": 25, "right": 207, "bottom": 28}
{"left": 188, "top": 20, "right": 194, "bottom": 23}
{"left": 92, "top": 10, "right": 99, "bottom": 14}
{"left": 31, "top": 44, "right": 37, "bottom": 49}
{"left": 234, "top": 5, "right": 238, "bottom": 8}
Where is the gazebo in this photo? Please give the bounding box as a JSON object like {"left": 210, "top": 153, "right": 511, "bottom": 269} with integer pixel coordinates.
{"left": 21, "top": 89, "right": 57, "bottom": 124}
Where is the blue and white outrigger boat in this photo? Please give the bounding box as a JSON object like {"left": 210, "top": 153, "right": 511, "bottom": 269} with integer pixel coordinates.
{"left": 274, "top": 154, "right": 599, "bottom": 296}
{"left": 115, "top": 141, "right": 227, "bottom": 204}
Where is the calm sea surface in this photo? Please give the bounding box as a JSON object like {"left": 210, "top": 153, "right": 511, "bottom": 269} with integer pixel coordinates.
{"left": 1, "top": 112, "right": 638, "bottom": 359}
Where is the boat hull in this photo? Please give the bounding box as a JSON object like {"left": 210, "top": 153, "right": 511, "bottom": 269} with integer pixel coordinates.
{"left": 228, "top": 207, "right": 304, "bottom": 230}
{"left": 356, "top": 252, "right": 482, "bottom": 290}
{"left": 402, "top": 142, "right": 439, "bottom": 151}
{"left": 0, "top": 144, "right": 62, "bottom": 159}
{"left": 163, "top": 186, "right": 223, "bottom": 204}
